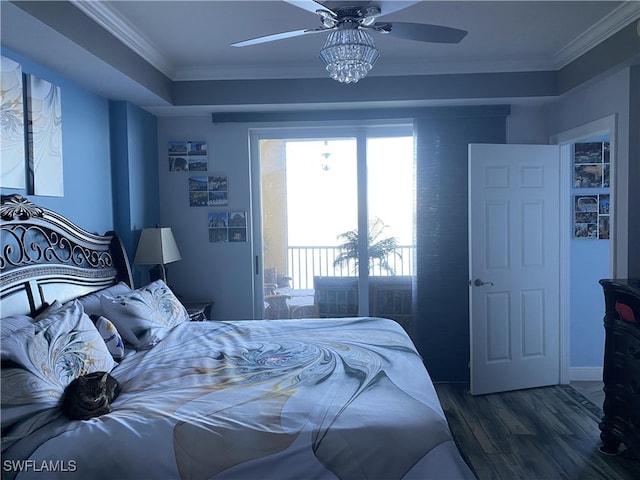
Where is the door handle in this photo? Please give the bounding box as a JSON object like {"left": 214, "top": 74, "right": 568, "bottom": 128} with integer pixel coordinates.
{"left": 473, "top": 278, "right": 494, "bottom": 287}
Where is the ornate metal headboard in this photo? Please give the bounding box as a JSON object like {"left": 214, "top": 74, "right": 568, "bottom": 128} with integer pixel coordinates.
{"left": 1, "top": 194, "right": 133, "bottom": 317}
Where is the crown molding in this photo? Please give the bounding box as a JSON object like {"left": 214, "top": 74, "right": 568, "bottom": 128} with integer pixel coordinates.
{"left": 70, "top": 0, "right": 175, "bottom": 78}
{"left": 553, "top": 1, "right": 640, "bottom": 68}
{"left": 71, "top": 0, "right": 640, "bottom": 81}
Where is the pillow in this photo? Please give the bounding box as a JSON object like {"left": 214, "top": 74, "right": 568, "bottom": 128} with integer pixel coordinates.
{"left": 0, "top": 314, "right": 34, "bottom": 339}
{"left": 33, "top": 300, "right": 63, "bottom": 321}
{"left": 91, "top": 315, "right": 125, "bottom": 361}
{"left": 77, "top": 282, "right": 132, "bottom": 317}
{"left": 100, "top": 280, "right": 189, "bottom": 349}
{"left": 1, "top": 300, "right": 117, "bottom": 429}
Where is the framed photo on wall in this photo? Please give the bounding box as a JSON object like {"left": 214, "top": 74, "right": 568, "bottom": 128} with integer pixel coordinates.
{"left": 189, "top": 175, "right": 228, "bottom": 206}
{"left": 574, "top": 194, "right": 610, "bottom": 239}
{"left": 168, "top": 140, "right": 208, "bottom": 171}
{"left": 228, "top": 211, "right": 247, "bottom": 242}
{"left": 573, "top": 142, "right": 610, "bottom": 188}
{"left": 208, "top": 211, "right": 247, "bottom": 243}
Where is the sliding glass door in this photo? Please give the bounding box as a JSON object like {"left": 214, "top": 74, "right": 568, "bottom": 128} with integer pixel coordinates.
{"left": 250, "top": 123, "right": 415, "bottom": 336}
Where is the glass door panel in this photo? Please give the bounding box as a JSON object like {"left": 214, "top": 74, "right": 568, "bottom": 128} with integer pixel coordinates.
{"left": 367, "top": 136, "right": 416, "bottom": 337}
{"left": 254, "top": 125, "right": 416, "bottom": 338}
{"left": 260, "top": 138, "right": 359, "bottom": 319}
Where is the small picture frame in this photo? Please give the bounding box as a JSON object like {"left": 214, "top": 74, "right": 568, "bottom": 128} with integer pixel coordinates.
{"left": 599, "top": 216, "right": 610, "bottom": 240}
{"left": 189, "top": 175, "right": 228, "bottom": 206}
{"left": 228, "top": 211, "right": 247, "bottom": 242}
{"left": 208, "top": 211, "right": 247, "bottom": 243}
{"left": 573, "top": 141, "right": 610, "bottom": 188}
{"left": 208, "top": 212, "right": 228, "bottom": 243}
{"left": 573, "top": 142, "right": 603, "bottom": 164}
{"left": 168, "top": 140, "right": 208, "bottom": 171}
{"left": 574, "top": 164, "right": 603, "bottom": 188}
{"left": 208, "top": 175, "right": 228, "bottom": 206}
{"left": 574, "top": 194, "right": 610, "bottom": 240}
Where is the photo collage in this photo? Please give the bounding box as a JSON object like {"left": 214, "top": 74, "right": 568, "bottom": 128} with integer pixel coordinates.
{"left": 168, "top": 140, "right": 208, "bottom": 172}
{"left": 573, "top": 141, "right": 610, "bottom": 239}
{"left": 167, "top": 140, "right": 247, "bottom": 242}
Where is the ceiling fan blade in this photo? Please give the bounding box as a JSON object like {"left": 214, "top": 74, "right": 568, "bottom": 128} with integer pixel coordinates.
{"left": 376, "top": 22, "right": 468, "bottom": 43}
{"left": 284, "top": 0, "right": 336, "bottom": 16}
{"left": 231, "top": 27, "right": 328, "bottom": 47}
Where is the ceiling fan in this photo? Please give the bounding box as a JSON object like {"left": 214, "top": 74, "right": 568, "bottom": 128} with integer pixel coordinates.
{"left": 231, "top": 0, "right": 468, "bottom": 83}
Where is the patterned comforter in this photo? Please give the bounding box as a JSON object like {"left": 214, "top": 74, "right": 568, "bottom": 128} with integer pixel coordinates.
{"left": 2, "top": 317, "right": 474, "bottom": 479}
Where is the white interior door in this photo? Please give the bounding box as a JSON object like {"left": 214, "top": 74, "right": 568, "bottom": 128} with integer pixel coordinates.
{"left": 469, "top": 143, "right": 561, "bottom": 395}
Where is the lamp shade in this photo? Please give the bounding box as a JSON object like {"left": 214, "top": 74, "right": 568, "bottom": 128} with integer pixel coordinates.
{"left": 134, "top": 228, "right": 182, "bottom": 266}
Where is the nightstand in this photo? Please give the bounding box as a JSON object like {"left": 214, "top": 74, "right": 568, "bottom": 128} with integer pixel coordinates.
{"left": 180, "top": 300, "right": 214, "bottom": 321}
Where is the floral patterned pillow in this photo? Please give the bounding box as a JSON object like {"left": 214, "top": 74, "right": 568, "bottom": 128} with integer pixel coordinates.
{"left": 100, "top": 280, "right": 189, "bottom": 349}
{"left": 1, "top": 300, "right": 117, "bottom": 430}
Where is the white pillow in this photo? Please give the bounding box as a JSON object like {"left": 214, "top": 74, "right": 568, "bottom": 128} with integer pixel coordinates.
{"left": 1, "top": 300, "right": 117, "bottom": 430}
{"left": 0, "top": 314, "right": 34, "bottom": 339}
{"left": 100, "top": 280, "right": 189, "bottom": 349}
{"left": 77, "top": 282, "right": 132, "bottom": 317}
{"left": 33, "top": 300, "right": 64, "bottom": 321}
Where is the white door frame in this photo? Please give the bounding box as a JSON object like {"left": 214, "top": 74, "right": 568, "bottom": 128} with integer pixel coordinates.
{"left": 550, "top": 113, "right": 617, "bottom": 384}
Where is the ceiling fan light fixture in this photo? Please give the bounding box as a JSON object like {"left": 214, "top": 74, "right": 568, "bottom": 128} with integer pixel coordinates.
{"left": 319, "top": 25, "right": 379, "bottom": 84}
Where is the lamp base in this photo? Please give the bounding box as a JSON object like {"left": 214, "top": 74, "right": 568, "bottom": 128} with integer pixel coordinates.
{"left": 149, "top": 264, "right": 167, "bottom": 283}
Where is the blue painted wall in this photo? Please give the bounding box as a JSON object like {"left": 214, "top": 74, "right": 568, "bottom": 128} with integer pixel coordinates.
{"left": 1, "top": 48, "right": 113, "bottom": 234}
{"left": 109, "top": 101, "right": 160, "bottom": 286}
{"left": 0, "top": 49, "right": 160, "bottom": 279}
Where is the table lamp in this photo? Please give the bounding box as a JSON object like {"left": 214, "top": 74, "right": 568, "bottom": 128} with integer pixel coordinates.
{"left": 134, "top": 227, "right": 181, "bottom": 283}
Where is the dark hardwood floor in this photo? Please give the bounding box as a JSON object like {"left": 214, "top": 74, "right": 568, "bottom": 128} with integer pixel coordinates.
{"left": 434, "top": 383, "right": 639, "bottom": 480}
{"left": 571, "top": 381, "right": 605, "bottom": 411}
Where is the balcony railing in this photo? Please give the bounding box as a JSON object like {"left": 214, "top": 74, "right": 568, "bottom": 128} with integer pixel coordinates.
{"left": 287, "top": 245, "right": 416, "bottom": 290}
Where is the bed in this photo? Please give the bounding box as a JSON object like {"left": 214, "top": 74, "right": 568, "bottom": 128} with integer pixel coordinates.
{"left": 0, "top": 194, "right": 475, "bottom": 479}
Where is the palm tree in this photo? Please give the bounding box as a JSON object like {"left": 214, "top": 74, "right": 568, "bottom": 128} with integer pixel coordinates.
{"left": 333, "top": 218, "right": 401, "bottom": 275}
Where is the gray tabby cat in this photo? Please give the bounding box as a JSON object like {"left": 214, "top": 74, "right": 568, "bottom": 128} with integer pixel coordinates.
{"left": 61, "top": 371, "right": 121, "bottom": 420}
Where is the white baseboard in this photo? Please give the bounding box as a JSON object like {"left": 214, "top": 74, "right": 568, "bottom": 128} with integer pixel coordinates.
{"left": 570, "top": 366, "right": 603, "bottom": 381}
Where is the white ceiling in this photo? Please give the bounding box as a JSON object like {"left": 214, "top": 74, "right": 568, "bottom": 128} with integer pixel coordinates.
{"left": 76, "top": 0, "right": 635, "bottom": 80}
{"left": 2, "top": 1, "right": 638, "bottom": 114}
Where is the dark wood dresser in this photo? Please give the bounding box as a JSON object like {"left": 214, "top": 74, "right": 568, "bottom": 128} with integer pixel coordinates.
{"left": 598, "top": 278, "right": 640, "bottom": 458}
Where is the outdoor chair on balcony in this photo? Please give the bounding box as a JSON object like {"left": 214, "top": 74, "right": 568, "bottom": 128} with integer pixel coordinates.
{"left": 264, "top": 267, "right": 312, "bottom": 319}
{"left": 314, "top": 277, "right": 359, "bottom": 318}
{"left": 264, "top": 292, "right": 291, "bottom": 319}
{"left": 313, "top": 276, "right": 414, "bottom": 336}
{"left": 369, "top": 276, "right": 413, "bottom": 334}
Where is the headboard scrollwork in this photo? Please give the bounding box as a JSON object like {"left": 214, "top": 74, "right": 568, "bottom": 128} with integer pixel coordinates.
{"left": 1, "top": 195, "right": 133, "bottom": 317}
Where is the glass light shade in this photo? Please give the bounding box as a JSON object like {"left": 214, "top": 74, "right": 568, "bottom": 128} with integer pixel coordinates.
{"left": 319, "top": 25, "right": 380, "bottom": 84}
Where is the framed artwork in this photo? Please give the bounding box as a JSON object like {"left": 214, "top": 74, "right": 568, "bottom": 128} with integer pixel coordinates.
{"left": 228, "top": 211, "right": 247, "bottom": 242}
{"left": 0, "top": 56, "right": 26, "bottom": 189}
{"left": 189, "top": 175, "right": 228, "bottom": 206}
{"left": 573, "top": 142, "right": 610, "bottom": 188}
{"left": 208, "top": 211, "right": 247, "bottom": 243}
{"left": 26, "top": 74, "right": 64, "bottom": 196}
{"left": 208, "top": 212, "right": 228, "bottom": 243}
{"left": 574, "top": 194, "right": 610, "bottom": 239}
{"left": 168, "top": 140, "right": 208, "bottom": 171}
